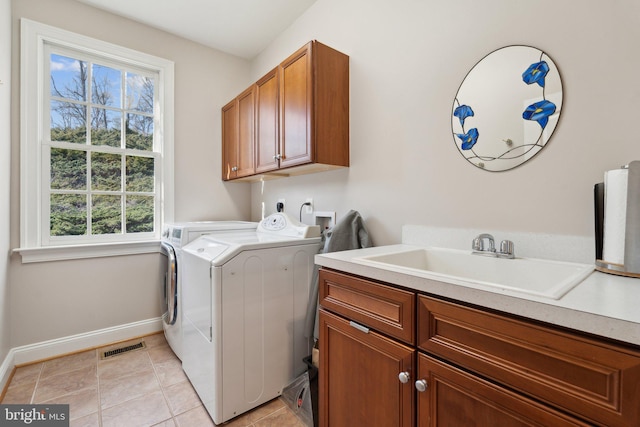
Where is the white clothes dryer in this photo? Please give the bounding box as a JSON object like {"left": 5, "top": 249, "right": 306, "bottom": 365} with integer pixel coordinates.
{"left": 159, "top": 221, "right": 257, "bottom": 360}
{"left": 181, "top": 213, "right": 321, "bottom": 424}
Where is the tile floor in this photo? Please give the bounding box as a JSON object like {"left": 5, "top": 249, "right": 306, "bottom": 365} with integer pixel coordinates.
{"left": 1, "top": 333, "right": 307, "bottom": 427}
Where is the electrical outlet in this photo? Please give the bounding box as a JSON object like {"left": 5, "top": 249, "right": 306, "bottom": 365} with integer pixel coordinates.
{"left": 304, "top": 198, "right": 313, "bottom": 214}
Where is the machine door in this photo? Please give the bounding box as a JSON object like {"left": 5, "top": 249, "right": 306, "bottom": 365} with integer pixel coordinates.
{"left": 160, "top": 242, "right": 178, "bottom": 325}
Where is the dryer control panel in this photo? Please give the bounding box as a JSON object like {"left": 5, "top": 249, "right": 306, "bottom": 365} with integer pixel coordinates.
{"left": 258, "top": 213, "right": 321, "bottom": 238}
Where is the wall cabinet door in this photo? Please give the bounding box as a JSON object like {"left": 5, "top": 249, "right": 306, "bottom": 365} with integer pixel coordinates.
{"left": 222, "top": 86, "right": 255, "bottom": 180}
{"left": 221, "top": 99, "right": 238, "bottom": 180}
{"left": 416, "top": 353, "right": 590, "bottom": 427}
{"left": 319, "top": 309, "right": 414, "bottom": 427}
{"left": 255, "top": 68, "right": 279, "bottom": 173}
{"left": 236, "top": 87, "right": 256, "bottom": 178}
{"left": 279, "top": 42, "right": 313, "bottom": 169}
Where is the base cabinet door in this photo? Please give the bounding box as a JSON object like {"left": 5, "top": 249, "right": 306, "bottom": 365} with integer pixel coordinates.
{"left": 416, "top": 353, "right": 590, "bottom": 427}
{"left": 319, "top": 309, "right": 414, "bottom": 427}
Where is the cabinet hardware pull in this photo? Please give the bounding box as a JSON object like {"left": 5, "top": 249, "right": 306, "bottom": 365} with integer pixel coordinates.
{"left": 349, "top": 321, "right": 369, "bottom": 334}
{"left": 273, "top": 154, "right": 282, "bottom": 160}
{"left": 231, "top": 166, "right": 238, "bottom": 172}
{"left": 415, "top": 380, "right": 428, "bottom": 392}
{"left": 398, "top": 372, "right": 410, "bottom": 383}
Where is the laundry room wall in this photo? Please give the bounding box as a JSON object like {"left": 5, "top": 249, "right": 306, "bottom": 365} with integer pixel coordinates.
{"left": 8, "top": 0, "right": 253, "bottom": 348}
{"left": 1, "top": 0, "right": 12, "bottom": 370}
{"left": 249, "top": 0, "right": 640, "bottom": 247}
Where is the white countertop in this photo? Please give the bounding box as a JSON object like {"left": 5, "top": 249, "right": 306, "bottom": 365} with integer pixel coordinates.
{"left": 315, "top": 244, "right": 640, "bottom": 347}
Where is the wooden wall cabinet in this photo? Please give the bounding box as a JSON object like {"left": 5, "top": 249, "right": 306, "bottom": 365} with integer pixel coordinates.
{"left": 222, "top": 40, "right": 349, "bottom": 181}
{"left": 318, "top": 268, "right": 640, "bottom": 427}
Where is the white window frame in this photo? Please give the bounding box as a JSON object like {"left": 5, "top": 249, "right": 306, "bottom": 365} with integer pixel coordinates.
{"left": 17, "top": 19, "right": 174, "bottom": 263}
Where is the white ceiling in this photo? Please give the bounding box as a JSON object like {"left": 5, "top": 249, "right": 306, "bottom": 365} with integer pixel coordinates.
{"left": 75, "top": 0, "right": 317, "bottom": 59}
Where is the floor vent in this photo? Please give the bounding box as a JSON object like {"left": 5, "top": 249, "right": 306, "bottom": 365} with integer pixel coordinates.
{"left": 100, "top": 341, "right": 146, "bottom": 360}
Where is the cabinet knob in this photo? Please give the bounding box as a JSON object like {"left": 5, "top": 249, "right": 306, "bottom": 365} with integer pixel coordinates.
{"left": 398, "top": 372, "right": 411, "bottom": 384}
{"left": 273, "top": 154, "right": 282, "bottom": 160}
{"left": 415, "top": 379, "right": 428, "bottom": 392}
{"left": 231, "top": 166, "right": 238, "bottom": 172}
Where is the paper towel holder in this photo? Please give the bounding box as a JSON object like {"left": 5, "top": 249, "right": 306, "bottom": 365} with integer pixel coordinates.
{"left": 594, "top": 160, "right": 640, "bottom": 278}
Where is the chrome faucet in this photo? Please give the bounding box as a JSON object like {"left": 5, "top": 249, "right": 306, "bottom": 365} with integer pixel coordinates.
{"left": 472, "top": 233, "right": 515, "bottom": 259}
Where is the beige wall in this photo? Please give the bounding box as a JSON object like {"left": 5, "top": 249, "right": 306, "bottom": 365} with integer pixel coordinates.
{"left": 8, "top": 0, "right": 252, "bottom": 347}
{"left": 1, "top": 0, "right": 12, "bottom": 363}
{"left": 250, "top": 0, "right": 640, "bottom": 246}
{"left": 8, "top": 0, "right": 640, "bottom": 353}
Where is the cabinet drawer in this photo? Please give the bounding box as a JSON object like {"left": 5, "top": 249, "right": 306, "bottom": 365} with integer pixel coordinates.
{"left": 319, "top": 269, "right": 415, "bottom": 344}
{"left": 418, "top": 296, "right": 640, "bottom": 427}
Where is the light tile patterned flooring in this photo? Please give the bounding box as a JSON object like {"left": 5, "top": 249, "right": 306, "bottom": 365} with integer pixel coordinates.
{"left": 1, "top": 333, "right": 306, "bottom": 427}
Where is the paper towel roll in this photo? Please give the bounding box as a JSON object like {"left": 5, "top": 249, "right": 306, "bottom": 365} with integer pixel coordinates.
{"left": 602, "top": 168, "right": 628, "bottom": 265}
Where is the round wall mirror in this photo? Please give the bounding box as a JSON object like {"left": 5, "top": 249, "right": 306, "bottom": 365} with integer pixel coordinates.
{"left": 451, "top": 46, "right": 563, "bottom": 172}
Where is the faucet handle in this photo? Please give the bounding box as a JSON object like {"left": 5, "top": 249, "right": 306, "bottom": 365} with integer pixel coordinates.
{"left": 472, "top": 237, "right": 482, "bottom": 251}
{"left": 473, "top": 233, "right": 495, "bottom": 253}
{"left": 499, "top": 240, "right": 515, "bottom": 258}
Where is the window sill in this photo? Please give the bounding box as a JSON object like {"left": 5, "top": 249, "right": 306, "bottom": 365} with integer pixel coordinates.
{"left": 13, "top": 240, "right": 162, "bottom": 263}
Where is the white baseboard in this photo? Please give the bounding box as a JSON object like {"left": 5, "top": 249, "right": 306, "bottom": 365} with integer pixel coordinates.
{"left": 0, "top": 348, "right": 15, "bottom": 397}
{"left": 1, "top": 317, "right": 162, "bottom": 394}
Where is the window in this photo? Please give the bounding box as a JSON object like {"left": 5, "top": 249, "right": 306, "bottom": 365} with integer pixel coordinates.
{"left": 19, "top": 19, "right": 174, "bottom": 262}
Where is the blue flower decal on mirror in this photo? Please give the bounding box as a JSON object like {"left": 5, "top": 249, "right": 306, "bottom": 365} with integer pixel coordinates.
{"left": 522, "top": 61, "right": 550, "bottom": 88}
{"left": 451, "top": 46, "right": 563, "bottom": 172}
{"left": 454, "top": 105, "right": 474, "bottom": 127}
{"left": 456, "top": 128, "right": 479, "bottom": 150}
{"left": 523, "top": 100, "right": 556, "bottom": 129}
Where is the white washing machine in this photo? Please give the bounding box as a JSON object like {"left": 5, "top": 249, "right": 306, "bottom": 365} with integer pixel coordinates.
{"left": 159, "top": 221, "right": 257, "bottom": 360}
{"left": 181, "top": 213, "right": 321, "bottom": 424}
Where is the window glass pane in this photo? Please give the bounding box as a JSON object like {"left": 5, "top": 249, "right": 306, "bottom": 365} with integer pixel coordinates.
{"left": 92, "top": 195, "right": 122, "bottom": 234}
{"left": 51, "top": 148, "right": 86, "bottom": 190}
{"left": 50, "top": 54, "right": 87, "bottom": 101}
{"left": 126, "top": 72, "right": 154, "bottom": 113}
{"left": 92, "top": 64, "right": 121, "bottom": 108}
{"left": 91, "top": 108, "right": 121, "bottom": 147}
{"left": 50, "top": 100, "right": 86, "bottom": 143}
{"left": 50, "top": 194, "right": 87, "bottom": 236}
{"left": 91, "top": 152, "right": 121, "bottom": 191}
{"left": 126, "top": 195, "right": 154, "bottom": 233}
{"left": 126, "top": 156, "right": 154, "bottom": 192}
{"left": 125, "top": 113, "right": 153, "bottom": 150}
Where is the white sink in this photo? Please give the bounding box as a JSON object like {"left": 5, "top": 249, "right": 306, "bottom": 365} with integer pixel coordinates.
{"left": 354, "top": 247, "right": 594, "bottom": 299}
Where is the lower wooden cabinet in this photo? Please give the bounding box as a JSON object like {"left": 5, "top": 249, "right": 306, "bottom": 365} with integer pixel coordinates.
{"left": 417, "top": 295, "right": 640, "bottom": 427}
{"left": 318, "top": 268, "right": 640, "bottom": 427}
{"left": 319, "top": 309, "right": 414, "bottom": 427}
